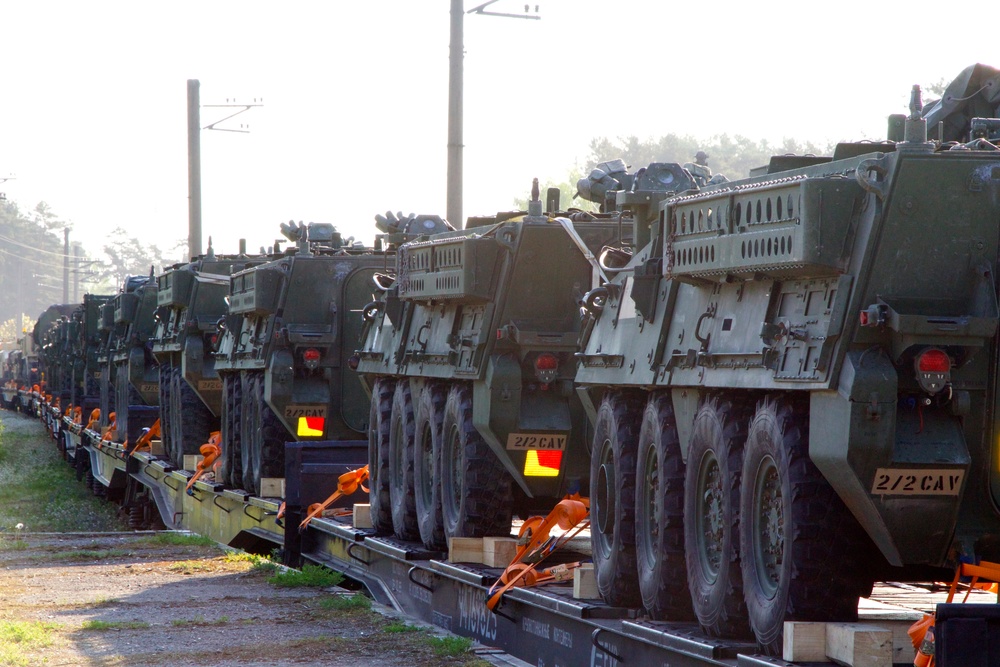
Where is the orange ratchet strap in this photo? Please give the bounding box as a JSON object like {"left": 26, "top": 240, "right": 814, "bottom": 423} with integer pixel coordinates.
{"left": 131, "top": 419, "right": 161, "bottom": 455}
{"left": 101, "top": 412, "right": 117, "bottom": 441}
{"left": 298, "top": 465, "right": 370, "bottom": 532}
{"left": 85, "top": 408, "right": 101, "bottom": 431}
{"left": 486, "top": 494, "right": 590, "bottom": 613}
{"left": 185, "top": 431, "right": 222, "bottom": 493}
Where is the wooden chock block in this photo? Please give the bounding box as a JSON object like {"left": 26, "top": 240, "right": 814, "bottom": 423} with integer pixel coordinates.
{"left": 573, "top": 563, "right": 599, "bottom": 599}
{"left": 259, "top": 477, "right": 285, "bottom": 499}
{"left": 148, "top": 439, "right": 165, "bottom": 456}
{"left": 183, "top": 455, "right": 203, "bottom": 471}
{"left": 783, "top": 622, "right": 827, "bottom": 662}
{"left": 482, "top": 537, "right": 518, "bottom": 568}
{"left": 826, "top": 623, "right": 892, "bottom": 667}
{"left": 449, "top": 537, "right": 484, "bottom": 564}
{"left": 352, "top": 504, "right": 372, "bottom": 529}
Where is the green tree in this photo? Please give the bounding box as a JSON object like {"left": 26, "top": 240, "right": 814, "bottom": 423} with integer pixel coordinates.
{"left": 0, "top": 199, "right": 71, "bottom": 325}
{"left": 92, "top": 228, "right": 185, "bottom": 291}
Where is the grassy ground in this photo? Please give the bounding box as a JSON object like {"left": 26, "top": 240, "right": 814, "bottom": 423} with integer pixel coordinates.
{"left": 0, "top": 413, "right": 126, "bottom": 533}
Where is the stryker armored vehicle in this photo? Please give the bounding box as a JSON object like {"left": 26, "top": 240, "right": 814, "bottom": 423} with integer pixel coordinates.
{"left": 70, "top": 294, "right": 113, "bottom": 413}
{"left": 575, "top": 71, "right": 1000, "bottom": 653}
{"left": 103, "top": 275, "right": 160, "bottom": 445}
{"left": 353, "top": 180, "right": 688, "bottom": 550}
{"left": 151, "top": 241, "right": 265, "bottom": 469}
{"left": 213, "top": 221, "right": 395, "bottom": 496}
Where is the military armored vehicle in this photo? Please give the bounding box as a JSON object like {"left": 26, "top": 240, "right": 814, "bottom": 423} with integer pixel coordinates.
{"left": 70, "top": 294, "right": 113, "bottom": 413}
{"left": 152, "top": 242, "right": 264, "bottom": 469}
{"left": 575, "top": 76, "right": 1000, "bottom": 653}
{"left": 101, "top": 275, "right": 160, "bottom": 445}
{"left": 213, "top": 221, "right": 390, "bottom": 496}
{"left": 353, "top": 178, "right": 692, "bottom": 550}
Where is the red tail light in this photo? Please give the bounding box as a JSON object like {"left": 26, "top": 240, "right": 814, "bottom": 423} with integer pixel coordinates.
{"left": 917, "top": 349, "right": 950, "bottom": 373}
{"left": 303, "top": 348, "right": 322, "bottom": 370}
{"left": 533, "top": 353, "right": 558, "bottom": 384}
{"left": 915, "top": 348, "right": 950, "bottom": 394}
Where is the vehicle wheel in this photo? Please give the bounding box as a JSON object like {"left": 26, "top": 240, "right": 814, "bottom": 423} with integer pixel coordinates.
{"left": 219, "top": 374, "right": 243, "bottom": 488}
{"left": 636, "top": 391, "right": 693, "bottom": 620}
{"left": 242, "top": 374, "right": 287, "bottom": 496}
{"left": 115, "top": 367, "right": 130, "bottom": 445}
{"left": 740, "top": 396, "right": 875, "bottom": 654}
{"left": 590, "top": 390, "right": 644, "bottom": 608}
{"left": 684, "top": 394, "right": 752, "bottom": 638}
{"left": 158, "top": 363, "right": 173, "bottom": 462}
{"left": 414, "top": 382, "right": 447, "bottom": 550}
{"left": 173, "top": 373, "right": 218, "bottom": 460}
{"left": 240, "top": 372, "right": 259, "bottom": 493}
{"left": 440, "top": 383, "right": 512, "bottom": 539}
{"left": 367, "top": 378, "right": 395, "bottom": 535}
{"left": 389, "top": 381, "right": 420, "bottom": 540}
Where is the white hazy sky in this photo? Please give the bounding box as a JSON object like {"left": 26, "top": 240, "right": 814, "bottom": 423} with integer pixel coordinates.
{"left": 0, "top": 1, "right": 996, "bottom": 261}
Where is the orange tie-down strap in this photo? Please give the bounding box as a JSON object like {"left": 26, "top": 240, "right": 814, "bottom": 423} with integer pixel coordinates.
{"left": 293, "top": 465, "right": 370, "bottom": 531}
{"left": 907, "top": 559, "right": 1000, "bottom": 667}
{"left": 130, "top": 419, "right": 161, "bottom": 455}
{"left": 73, "top": 406, "right": 83, "bottom": 425}
{"left": 100, "top": 413, "right": 117, "bottom": 442}
{"left": 85, "top": 409, "right": 101, "bottom": 431}
{"left": 486, "top": 495, "right": 590, "bottom": 613}
{"left": 185, "top": 432, "right": 222, "bottom": 493}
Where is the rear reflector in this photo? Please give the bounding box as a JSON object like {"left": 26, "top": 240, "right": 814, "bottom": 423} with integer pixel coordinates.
{"left": 297, "top": 416, "right": 325, "bottom": 437}
{"left": 524, "top": 449, "right": 561, "bottom": 477}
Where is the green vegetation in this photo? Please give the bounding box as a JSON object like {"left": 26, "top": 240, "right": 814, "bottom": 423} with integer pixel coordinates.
{"left": 80, "top": 620, "right": 150, "bottom": 631}
{"left": 316, "top": 593, "right": 371, "bottom": 611}
{"left": 0, "top": 620, "right": 60, "bottom": 666}
{"left": 267, "top": 563, "right": 343, "bottom": 588}
{"left": 426, "top": 635, "right": 474, "bottom": 658}
{"left": 383, "top": 621, "right": 421, "bottom": 633}
{"left": 168, "top": 560, "right": 212, "bottom": 573}
{"left": 223, "top": 550, "right": 279, "bottom": 574}
{"left": 0, "top": 426, "right": 125, "bottom": 533}
{"left": 171, "top": 616, "right": 229, "bottom": 627}
{"left": 139, "top": 532, "right": 217, "bottom": 548}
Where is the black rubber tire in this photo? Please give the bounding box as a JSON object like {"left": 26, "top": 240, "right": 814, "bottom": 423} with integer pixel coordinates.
{"left": 242, "top": 373, "right": 288, "bottom": 496}
{"left": 219, "top": 374, "right": 243, "bottom": 488}
{"left": 414, "top": 382, "right": 447, "bottom": 550}
{"left": 439, "top": 383, "right": 513, "bottom": 540}
{"left": 114, "top": 366, "right": 130, "bottom": 445}
{"left": 367, "top": 378, "right": 395, "bottom": 535}
{"left": 636, "top": 391, "right": 694, "bottom": 620}
{"left": 740, "top": 396, "right": 876, "bottom": 654}
{"left": 173, "top": 373, "right": 218, "bottom": 460}
{"left": 684, "top": 394, "right": 752, "bottom": 639}
{"left": 389, "top": 381, "right": 420, "bottom": 541}
{"left": 590, "top": 390, "right": 644, "bottom": 608}
{"left": 158, "top": 363, "right": 173, "bottom": 463}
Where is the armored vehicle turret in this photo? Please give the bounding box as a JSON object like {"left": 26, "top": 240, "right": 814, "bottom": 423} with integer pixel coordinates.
{"left": 575, "top": 71, "right": 1000, "bottom": 654}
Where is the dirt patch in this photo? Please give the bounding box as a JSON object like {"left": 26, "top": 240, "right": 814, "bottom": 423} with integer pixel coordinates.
{"left": 0, "top": 531, "right": 491, "bottom": 666}
{"left": 0, "top": 412, "right": 495, "bottom": 667}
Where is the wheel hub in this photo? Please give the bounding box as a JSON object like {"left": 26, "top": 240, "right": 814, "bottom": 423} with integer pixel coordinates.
{"left": 753, "top": 455, "right": 784, "bottom": 599}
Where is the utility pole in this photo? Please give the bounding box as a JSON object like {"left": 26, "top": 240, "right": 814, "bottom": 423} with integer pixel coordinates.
{"left": 62, "top": 228, "right": 70, "bottom": 303}
{"left": 448, "top": 1, "right": 539, "bottom": 229}
{"left": 73, "top": 243, "right": 82, "bottom": 302}
{"left": 187, "top": 80, "right": 261, "bottom": 260}
{"left": 187, "top": 79, "right": 202, "bottom": 261}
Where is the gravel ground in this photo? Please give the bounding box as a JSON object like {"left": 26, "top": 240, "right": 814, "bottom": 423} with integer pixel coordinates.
{"left": 0, "top": 410, "right": 496, "bottom": 667}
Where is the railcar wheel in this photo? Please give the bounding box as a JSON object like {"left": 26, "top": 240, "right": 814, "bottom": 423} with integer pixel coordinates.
{"left": 414, "top": 382, "right": 447, "bottom": 550}
{"left": 740, "top": 396, "right": 875, "bottom": 654}
{"left": 636, "top": 391, "right": 693, "bottom": 620}
{"left": 439, "top": 383, "right": 512, "bottom": 539}
{"left": 368, "top": 378, "right": 395, "bottom": 535}
{"left": 590, "top": 390, "right": 643, "bottom": 608}
{"left": 388, "top": 381, "right": 419, "bottom": 540}
{"left": 684, "top": 395, "right": 752, "bottom": 638}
